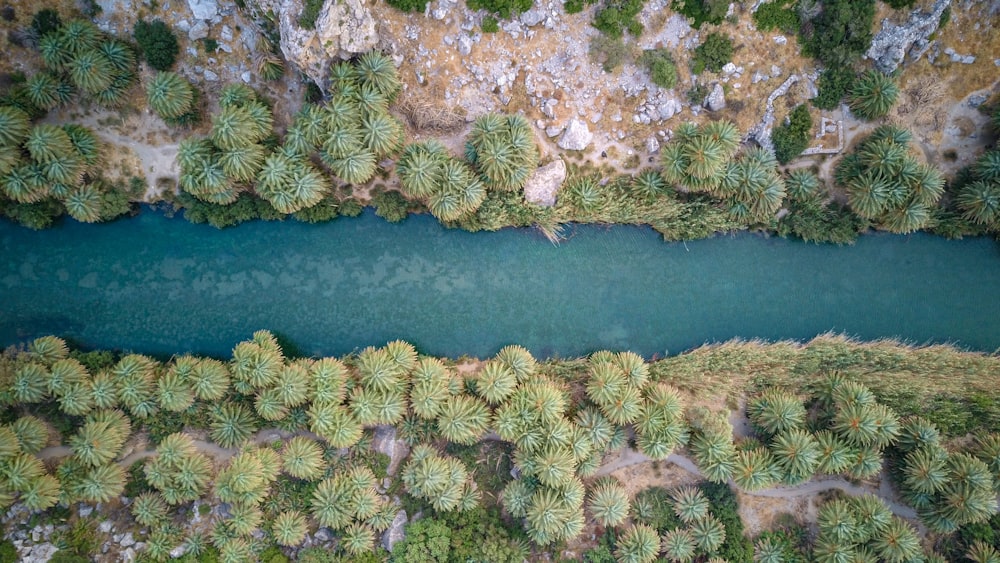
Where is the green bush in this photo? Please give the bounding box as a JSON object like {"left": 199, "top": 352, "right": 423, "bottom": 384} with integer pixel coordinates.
{"left": 592, "top": 0, "right": 644, "bottom": 38}
{"left": 467, "top": 0, "right": 532, "bottom": 19}
{"left": 482, "top": 16, "right": 499, "bottom": 32}
{"left": 639, "top": 49, "right": 678, "bottom": 89}
{"left": 133, "top": 20, "right": 180, "bottom": 71}
{"left": 671, "top": 0, "right": 727, "bottom": 28}
{"left": 631, "top": 486, "right": 682, "bottom": 533}
{"left": 752, "top": 0, "right": 799, "bottom": 33}
{"left": 392, "top": 518, "right": 451, "bottom": 562}
{"left": 372, "top": 190, "right": 411, "bottom": 223}
{"left": 885, "top": 0, "right": 915, "bottom": 8}
{"left": 772, "top": 104, "right": 812, "bottom": 164}
{"left": 691, "top": 32, "right": 733, "bottom": 74}
{"left": 177, "top": 192, "right": 284, "bottom": 228}
{"left": 298, "top": 0, "right": 324, "bottom": 29}
{"left": 386, "top": 0, "right": 429, "bottom": 13}
{"left": 31, "top": 9, "right": 61, "bottom": 37}
{"left": 589, "top": 35, "right": 630, "bottom": 72}
{"left": 201, "top": 38, "right": 219, "bottom": 53}
{"left": 564, "top": 0, "right": 596, "bottom": 13}
{"left": 0, "top": 540, "right": 16, "bottom": 563}
{"left": 813, "top": 65, "right": 855, "bottom": 110}
{"left": 700, "top": 482, "right": 754, "bottom": 562}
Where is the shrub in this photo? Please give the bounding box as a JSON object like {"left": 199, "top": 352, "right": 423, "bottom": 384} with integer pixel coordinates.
{"left": 482, "top": 16, "right": 499, "bottom": 33}
{"left": 201, "top": 38, "right": 218, "bottom": 53}
{"left": 885, "top": 0, "right": 915, "bottom": 7}
{"left": 371, "top": 190, "right": 410, "bottom": 223}
{"left": 467, "top": 0, "right": 532, "bottom": 19}
{"left": 386, "top": 0, "right": 429, "bottom": 12}
{"left": 672, "top": 0, "right": 727, "bottom": 29}
{"left": 589, "top": 35, "right": 630, "bottom": 72}
{"left": 592, "top": 0, "right": 644, "bottom": 38}
{"left": 691, "top": 32, "right": 733, "bottom": 74}
{"left": 298, "top": 0, "right": 324, "bottom": 28}
{"left": 772, "top": 104, "right": 812, "bottom": 164}
{"left": 639, "top": 49, "right": 678, "bottom": 89}
{"left": 813, "top": 66, "right": 855, "bottom": 110}
{"left": 133, "top": 20, "right": 179, "bottom": 70}
{"left": 753, "top": 0, "right": 799, "bottom": 33}
{"left": 31, "top": 9, "right": 61, "bottom": 37}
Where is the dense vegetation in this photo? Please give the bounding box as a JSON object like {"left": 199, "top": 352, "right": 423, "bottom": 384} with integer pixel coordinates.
{"left": 772, "top": 104, "right": 812, "bottom": 164}
{"left": 1, "top": 333, "right": 999, "bottom": 561}
{"left": 133, "top": 19, "right": 179, "bottom": 71}
{"left": 691, "top": 32, "right": 734, "bottom": 74}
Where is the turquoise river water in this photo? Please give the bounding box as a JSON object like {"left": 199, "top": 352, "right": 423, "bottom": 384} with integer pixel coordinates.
{"left": 2, "top": 210, "right": 999, "bottom": 358}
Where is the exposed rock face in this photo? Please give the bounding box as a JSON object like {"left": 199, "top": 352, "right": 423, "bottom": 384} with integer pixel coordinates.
{"left": 372, "top": 425, "right": 410, "bottom": 476}
{"left": 381, "top": 510, "right": 407, "bottom": 551}
{"left": 558, "top": 119, "right": 593, "bottom": 151}
{"left": 252, "top": 0, "right": 379, "bottom": 88}
{"left": 187, "top": 0, "right": 219, "bottom": 20}
{"left": 523, "top": 159, "right": 567, "bottom": 207}
{"left": 867, "top": 0, "right": 950, "bottom": 74}
{"left": 704, "top": 83, "right": 726, "bottom": 111}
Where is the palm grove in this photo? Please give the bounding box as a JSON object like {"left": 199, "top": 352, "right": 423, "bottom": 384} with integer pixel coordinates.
{"left": 2, "top": 332, "right": 1000, "bottom": 561}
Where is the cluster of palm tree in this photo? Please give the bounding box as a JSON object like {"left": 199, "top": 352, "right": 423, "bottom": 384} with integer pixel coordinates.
{"left": 848, "top": 70, "right": 899, "bottom": 121}
{"left": 400, "top": 444, "right": 479, "bottom": 512}
{"left": 660, "top": 121, "right": 787, "bottom": 223}
{"left": 32, "top": 19, "right": 137, "bottom": 109}
{"left": 894, "top": 416, "right": 999, "bottom": 533}
{"left": 0, "top": 415, "right": 57, "bottom": 511}
{"left": 835, "top": 125, "right": 944, "bottom": 233}
{"left": 811, "top": 495, "right": 920, "bottom": 563}
{"left": 956, "top": 148, "right": 1000, "bottom": 230}
{"left": 310, "top": 464, "right": 397, "bottom": 555}
{"left": 616, "top": 485, "right": 727, "bottom": 563}
{"left": 464, "top": 113, "right": 540, "bottom": 192}
{"left": 396, "top": 141, "right": 485, "bottom": 221}
{"left": 0, "top": 104, "right": 108, "bottom": 222}
{"left": 144, "top": 432, "right": 212, "bottom": 505}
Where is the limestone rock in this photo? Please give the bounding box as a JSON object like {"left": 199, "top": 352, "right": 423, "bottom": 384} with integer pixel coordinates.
{"left": 704, "top": 83, "right": 726, "bottom": 111}
{"left": 557, "top": 119, "right": 593, "bottom": 151}
{"left": 523, "top": 159, "right": 567, "bottom": 207}
{"left": 187, "top": 0, "right": 218, "bottom": 19}
{"left": 458, "top": 35, "right": 473, "bottom": 56}
{"left": 251, "top": 0, "right": 378, "bottom": 88}
{"left": 188, "top": 21, "right": 209, "bottom": 41}
{"left": 646, "top": 137, "right": 660, "bottom": 154}
{"left": 381, "top": 510, "right": 408, "bottom": 551}
{"left": 866, "top": 0, "right": 950, "bottom": 74}
{"left": 372, "top": 425, "right": 410, "bottom": 476}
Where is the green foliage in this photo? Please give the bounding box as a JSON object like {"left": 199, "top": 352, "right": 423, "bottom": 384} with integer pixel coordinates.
{"left": 592, "top": 0, "right": 644, "bottom": 38}
{"left": 467, "top": 0, "right": 532, "bottom": 19}
{"left": 772, "top": 105, "right": 812, "bottom": 164}
{"left": 31, "top": 9, "right": 62, "bottom": 37}
{"left": 753, "top": 0, "right": 799, "bottom": 33}
{"left": 691, "top": 32, "right": 733, "bottom": 74}
{"left": 133, "top": 20, "right": 179, "bottom": 71}
{"left": 801, "top": 0, "right": 875, "bottom": 108}
{"left": 589, "top": 35, "right": 630, "bottom": 72}
{"left": 849, "top": 70, "right": 899, "bottom": 120}
{"left": 885, "top": 0, "right": 915, "bottom": 8}
{"left": 671, "top": 0, "right": 727, "bottom": 28}
{"left": 564, "top": 0, "right": 598, "bottom": 13}
{"left": 639, "top": 49, "right": 678, "bottom": 89}
{"left": 386, "top": 0, "right": 428, "bottom": 13}
{"left": 466, "top": 114, "right": 539, "bottom": 191}
{"left": 298, "top": 0, "right": 324, "bottom": 29}
{"left": 372, "top": 190, "right": 411, "bottom": 223}
{"left": 482, "top": 16, "right": 500, "bottom": 32}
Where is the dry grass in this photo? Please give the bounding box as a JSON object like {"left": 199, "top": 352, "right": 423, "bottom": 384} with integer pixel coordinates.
{"left": 396, "top": 88, "right": 467, "bottom": 133}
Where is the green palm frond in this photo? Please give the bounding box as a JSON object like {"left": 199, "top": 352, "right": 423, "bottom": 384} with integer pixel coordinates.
{"left": 218, "top": 144, "right": 266, "bottom": 182}
{"left": 785, "top": 169, "right": 821, "bottom": 201}
{"left": 436, "top": 394, "right": 491, "bottom": 445}
{"left": 38, "top": 33, "right": 73, "bottom": 70}
{"left": 28, "top": 335, "right": 67, "bottom": 363}
{"left": 631, "top": 168, "right": 668, "bottom": 198}
{"left": 355, "top": 51, "right": 401, "bottom": 100}
{"left": 307, "top": 403, "right": 362, "bottom": 448}
{"left": 849, "top": 70, "right": 899, "bottom": 120}
{"left": 219, "top": 84, "right": 257, "bottom": 108}
{"left": 211, "top": 106, "right": 258, "bottom": 150}
{"left": 61, "top": 20, "right": 101, "bottom": 54}
{"left": 26, "top": 124, "right": 76, "bottom": 164}
{"left": 661, "top": 528, "right": 697, "bottom": 563}
{"left": 210, "top": 403, "right": 256, "bottom": 448}
{"left": 361, "top": 112, "right": 403, "bottom": 157}
{"left": 64, "top": 184, "right": 104, "bottom": 223}
{"left": 25, "top": 73, "right": 65, "bottom": 110}
{"left": 957, "top": 180, "right": 1000, "bottom": 226}
{"left": 98, "top": 40, "right": 136, "bottom": 72}
{"left": 69, "top": 50, "right": 114, "bottom": 94}
{"left": 846, "top": 172, "right": 892, "bottom": 220}
{"left": 329, "top": 150, "right": 377, "bottom": 185}
{"left": 272, "top": 511, "right": 308, "bottom": 547}
{"left": 147, "top": 72, "right": 194, "bottom": 120}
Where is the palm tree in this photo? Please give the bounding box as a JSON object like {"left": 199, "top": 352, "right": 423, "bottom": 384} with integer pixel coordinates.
{"left": 690, "top": 514, "right": 726, "bottom": 554}
{"left": 70, "top": 419, "right": 123, "bottom": 467}
{"left": 575, "top": 406, "right": 614, "bottom": 452}
{"left": 312, "top": 475, "right": 354, "bottom": 529}
{"left": 848, "top": 494, "right": 892, "bottom": 541}
{"left": 211, "top": 106, "right": 258, "bottom": 150}
{"left": 671, "top": 485, "right": 708, "bottom": 523}
{"left": 703, "top": 120, "right": 741, "bottom": 155}
{"left": 57, "top": 382, "right": 94, "bottom": 415}
{"left": 63, "top": 184, "right": 104, "bottom": 223}
{"left": 754, "top": 536, "right": 786, "bottom": 563}
{"left": 155, "top": 371, "right": 194, "bottom": 413}
{"left": 354, "top": 51, "right": 401, "bottom": 99}
{"left": 10, "top": 416, "right": 49, "bottom": 455}
{"left": 902, "top": 446, "right": 948, "bottom": 494}
{"left": 957, "top": 180, "right": 1000, "bottom": 226}
{"left": 846, "top": 447, "right": 883, "bottom": 480}
{"left": 748, "top": 389, "right": 806, "bottom": 435}
{"left": 307, "top": 402, "right": 362, "bottom": 448}
{"left": 11, "top": 363, "right": 49, "bottom": 403}
{"left": 397, "top": 142, "right": 446, "bottom": 198}
{"left": 24, "top": 73, "right": 64, "bottom": 110}
{"left": 661, "top": 528, "right": 697, "bottom": 562}
{"left": 784, "top": 169, "right": 821, "bottom": 201}
{"left": 3, "top": 453, "right": 45, "bottom": 491}
{"left": 20, "top": 474, "right": 61, "bottom": 511}
{"left": 689, "top": 428, "right": 737, "bottom": 483}
{"left": 69, "top": 50, "right": 114, "bottom": 95}
{"left": 60, "top": 20, "right": 101, "bottom": 54}
{"left": 75, "top": 463, "right": 126, "bottom": 502}
{"left": 814, "top": 431, "right": 853, "bottom": 475}
{"left": 849, "top": 70, "right": 899, "bottom": 120}
{"left": 771, "top": 429, "right": 821, "bottom": 483}
{"left": 339, "top": 522, "right": 373, "bottom": 554}
{"left": 226, "top": 502, "right": 263, "bottom": 536}
{"left": 131, "top": 491, "right": 169, "bottom": 526}
{"left": 436, "top": 395, "right": 491, "bottom": 445}
{"left": 631, "top": 169, "right": 668, "bottom": 199}
{"left": 26, "top": 124, "right": 75, "bottom": 165}
{"left": 817, "top": 499, "right": 858, "bottom": 543}
{"left": 361, "top": 112, "right": 403, "bottom": 158}
{"left": 732, "top": 447, "right": 779, "bottom": 491}
{"left": 187, "top": 358, "right": 230, "bottom": 401}
{"left": 231, "top": 341, "right": 282, "bottom": 389}
{"left": 845, "top": 172, "right": 891, "bottom": 221}
{"left": 492, "top": 344, "right": 536, "bottom": 382}
{"left": 48, "top": 358, "right": 89, "bottom": 397}
{"left": 611, "top": 523, "right": 659, "bottom": 563}
{"left": 586, "top": 362, "right": 626, "bottom": 408}
{"left": 210, "top": 403, "right": 257, "bottom": 448}
{"left": 147, "top": 72, "right": 194, "bottom": 120}
{"left": 587, "top": 478, "right": 629, "bottom": 527}
{"left": 683, "top": 135, "right": 726, "bottom": 182}
{"left": 272, "top": 510, "right": 308, "bottom": 547}
{"left": 872, "top": 518, "right": 921, "bottom": 563}
{"left": 533, "top": 446, "right": 575, "bottom": 488}
{"left": 476, "top": 360, "right": 517, "bottom": 405}
{"left": 501, "top": 479, "right": 534, "bottom": 518}
{"left": 967, "top": 541, "right": 1000, "bottom": 563}
{"left": 329, "top": 150, "right": 377, "bottom": 185}
{"left": 310, "top": 357, "right": 347, "bottom": 404}
{"left": 27, "top": 335, "right": 68, "bottom": 364}
{"left": 811, "top": 536, "right": 854, "bottom": 563}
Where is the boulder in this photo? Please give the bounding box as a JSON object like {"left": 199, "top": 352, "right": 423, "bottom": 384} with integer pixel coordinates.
{"left": 381, "top": 510, "right": 408, "bottom": 552}
{"left": 704, "top": 83, "right": 726, "bottom": 111}
{"left": 188, "top": 21, "right": 209, "bottom": 41}
{"left": 372, "top": 425, "right": 410, "bottom": 476}
{"left": 250, "top": 0, "right": 378, "bottom": 88}
{"left": 866, "top": 0, "right": 950, "bottom": 74}
{"left": 523, "top": 159, "right": 567, "bottom": 207}
{"left": 187, "top": 0, "right": 218, "bottom": 19}
{"left": 557, "top": 119, "right": 593, "bottom": 151}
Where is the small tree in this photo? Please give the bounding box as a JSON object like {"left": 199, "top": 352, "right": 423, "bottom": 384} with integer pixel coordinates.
{"left": 133, "top": 20, "right": 179, "bottom": 71}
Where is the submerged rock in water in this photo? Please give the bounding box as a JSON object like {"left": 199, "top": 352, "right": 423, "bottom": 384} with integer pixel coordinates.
{"left": 524, "top": 159, "right": 567, "bottom": 207}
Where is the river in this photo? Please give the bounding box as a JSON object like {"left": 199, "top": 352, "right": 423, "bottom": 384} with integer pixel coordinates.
{"left": 2, "top": 209, "right": 999, "bottom": 358}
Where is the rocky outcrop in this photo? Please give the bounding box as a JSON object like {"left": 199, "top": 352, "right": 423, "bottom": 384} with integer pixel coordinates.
{"left": 704, "top": 83, "right": 726, "bottom": 112}
{"left": 557, "top": 119, "right": 593, "bottom": 151}
{"left": 866, "top": 0, "right": 950, "bottom": 74}
{"left": 381, "top": 510, "right": 408, "bottom": 551}
{"left": 251, "top": 0, "right": 379, "bottom": 88}
{"left": 523, "top": 159, "right": 566, "bottom": 207}
{"left": 372, "top": 425, "right": 409, "bottom": 476}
